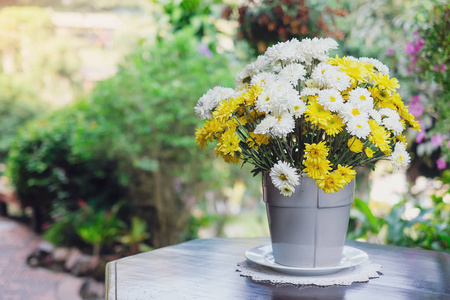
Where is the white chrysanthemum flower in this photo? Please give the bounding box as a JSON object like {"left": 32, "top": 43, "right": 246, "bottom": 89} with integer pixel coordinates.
{"left": 348, "top": 87, "right": 374, "bottom": 112}
{"left": 317, "top": 89, "right": 344, "bottom": 112}
{"left": 300, "top": 87, "right": 320, "bottom": 97}
{"left": 339, "top": 102, "right": 369, "bottom": 124}
{"left": 346, "top": 115, "right": 371, "bottom": 139}
{"left": 326, "top": 70, "right": 351, "bottom": 91}
{"left": 278, "top": 64, "right": 306, "bottom": 87}
{"left": 290, "top": 99, "right": 307, "bottom": 118}
{"left": 369, "top": 109, "right": 382, "bottom": 123}
{"left": 195, "top": 86, "right": 235, "bottom": 119}
{"left": 255, "top": 89, "right": 273, "bottom": 114}
{"left": 250, "top": 72, "right": 277, "bottom": 86}
{"left": 382, "top": 116, "right": 403, "bottom": 135}
{"left": 271, "top": 113, "right": 295, "bottom": 137}
{"left": 270, "top": 84, "right": 300, "bottom": 114}
{"left": 270, "top": 160, "right": 300, "bottom": 190}
{"left": 234, "top": 55, "right": 269, "bottom": 90}
{"left": 254, "top": 115, "right": 278, "bottom": 135}
{"left": 359, "top": 57, "right": 390, "bottom": 75}
{"left": 281, "top": 183, "right": 295, "bottom": 196}
{"left": 299, "top": 37, "right": 338, "bottom": 64}
{"left": 390, "top": 142, "right": 411, "bottom": 169}
{"left": 264, "top": 39, "right": 304, "bottom": 65}
{"left": 311, "top": 62, "right": 334, "bottom": 88}
{"left": 379, "top": 108, "right": 398, "bottom": 119}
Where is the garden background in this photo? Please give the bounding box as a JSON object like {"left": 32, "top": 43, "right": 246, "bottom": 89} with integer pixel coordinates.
{"left": 0, "top": 0, "right": 448, "bottom": 297}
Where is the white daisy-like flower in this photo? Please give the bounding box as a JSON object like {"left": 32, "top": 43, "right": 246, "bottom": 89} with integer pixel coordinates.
{"left": 269, "top": 160, "right": 300, "bottom": 190}
{"left": 381, "top": 108, "right": 403, "bottom": 135}
{"left": 254, "top": 115, "right": 278, "bottom": 135}
{"left": 390, "top": 142, "right": 411, "bottom": 169}
{"left": 326, "top": 70, "right": 351, "bottom": 91}
{"left": 278, "top": 64, "right": 306, "bottom": 87}
{"left": 280, "top": 183, "right": 295, "bottom": 196}
{"left": 195, "top": 86, "right": 235, "bottom": 119}
{"left": 346, "top": 115, "right": 371, "bottom": 139}
{"left": 299, "top": 37, "right": 338, "bottom": 64}
{"left": 300, "top": 87, "right": 320, "bottom": 97}
{"left": 339, "top": 102, "right": 369, "bottom": 124}
{"left": 235, "top": 68, "right": 251, "bottom": 91}
{"left": 269, "top": 83, "right": 300, "bottom": 115}
{"left": 270, "top": 113, "right": 295, "bottom": 138}
{"left": 311, "top": 62, "right": 335, "bottom": 88}
{"left": 255, "top": 89, "right": 274, "bottom": 114}
{"left": 264, "top": 39, "right": 303, "bottom": 65}
{"left": 317, "top": 89, "right": 344, "bottom": 112}
{"left": 348, "top": 87, "right": 374, "bottom": 112}
{"left": 250, "top": 72, "right": 277, "bottom": 86}
{"left": 369, "top": 109, "right": 382, "bottom": 123}
{"left": 290, "top": 99, "right": 307, "bottom": 118}
{"left": 379, "top": 108, "right": 398, "bottom": 119}
{"left": 359, "top": 57, "right": 390, "bottom": 75}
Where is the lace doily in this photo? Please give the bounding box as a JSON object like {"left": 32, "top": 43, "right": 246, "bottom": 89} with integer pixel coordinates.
{"left": 236, "top": 260, "right": 382, "bottom": 287}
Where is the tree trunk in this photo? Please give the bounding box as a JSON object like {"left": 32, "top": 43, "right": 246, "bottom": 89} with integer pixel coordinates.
{"left": 128, "top": 166, "right": 192, "bottom": 249}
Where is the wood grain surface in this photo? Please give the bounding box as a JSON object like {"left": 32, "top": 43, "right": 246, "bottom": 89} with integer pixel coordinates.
{"left": 106, "top": 237, "right": 450, "bottom": 300}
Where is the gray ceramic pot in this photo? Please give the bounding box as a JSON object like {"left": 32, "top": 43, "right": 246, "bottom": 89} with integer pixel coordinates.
{"left": 263, "top": 172, "right": 355, "bottom": 268}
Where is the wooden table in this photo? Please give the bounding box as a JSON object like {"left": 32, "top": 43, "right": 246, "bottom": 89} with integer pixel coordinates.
{"left": 105, "top": 237, "right": 450, "bottom": 299}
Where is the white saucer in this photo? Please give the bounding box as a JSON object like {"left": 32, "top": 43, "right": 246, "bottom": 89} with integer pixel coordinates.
{"left": 245, "top": 245, "right": 369, "bottom": 276}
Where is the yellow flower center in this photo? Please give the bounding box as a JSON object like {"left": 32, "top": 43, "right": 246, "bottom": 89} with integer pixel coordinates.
{"left": 352, "top": 108, "right": 361, "bottom": 116}
{"left": 279, "top": 174, "right": 287, "bottom": 181}
{"left": 360, "top": 95, "right": 367, "bottom": 101}
{"left": 330, "top": 96, "right": 336, "bottom": 102}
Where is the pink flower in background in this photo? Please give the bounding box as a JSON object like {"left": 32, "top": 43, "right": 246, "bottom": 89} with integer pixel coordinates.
{"left": 447, "top": 140, "right": 450, "bottom": 148}
{"left": 436, "top": 157, "right": 447, "bottom": 170}
{"left": 433, "top": 65, "right": 440, "bottom": 72}
{"left": 416, "top": 130, "right": 426, "bottom": 143}
{"left": 440, "top": 63, "right": 446, "bottom": 73}
{"left": 411, "top": 56, "right": 418, "bottom": 63}
{"left": 405, "top": 42, "right": 416, "bottom": 55}
{"left": 415, "top": 38, "right": 425, "bottom": 52}
{"left": 408, "top": 95, "right": 425, "bottom": 117}
{"left": 431, "top": 133, "right": 445, "bottom": 146}
{"left": 387, "top": 47, "right": 394, "bottom": 56}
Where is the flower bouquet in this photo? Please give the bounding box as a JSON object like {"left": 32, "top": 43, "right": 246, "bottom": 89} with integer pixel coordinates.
{"left": 195, "top": 38, "right": 421, "bottom": 196}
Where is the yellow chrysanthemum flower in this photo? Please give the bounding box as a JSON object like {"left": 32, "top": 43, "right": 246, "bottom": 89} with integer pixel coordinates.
{"left": 304, "top": 141, "right": 329, "bottom": 162}
{"left": 319, "top": 114, "right": 344, "bottom": 136}
{"left": 335, "top": 164, "right": 356, "bottom": 184}
{"left": 216, "top": 130, "right": 242, "bottom": 156}
{"left": 368, "top": 120, "right": 391, "bottom": 155}
{"left": 217, "top": 151, "right": 241, "bottom": 164}
{"left": 195, "top": 127, "right": 209, "bottom": 149}
{"left": 370, "top": 73, "right": 400, "bottom": 91}
{"left": 348, "top": 137, "right": 364, "bottom": 153}
{"left": 213, "top": 98, "right": 239, "bottom": 122}
{"left": 303, "top": 157, "right": 332, "bottom": 179}
{"left": 317, "top": 172, "right": 346, "bottom": 194}
{"left": 244, "top": 82, "right": 262, "bottom": 106}
{"left": 304, "top": 101, "right": 332, "bottom": 127}
{"left": 395, "top": 134, "right": 407, "bottom": 145}
{"left": 364, "top": 147, "right": 375, "bottom": 158}
{"left": 337, "top": 57, "right": 372, "bottom": 86}
{"left": 247, "top": 132, "right": 270, "bottom": 149}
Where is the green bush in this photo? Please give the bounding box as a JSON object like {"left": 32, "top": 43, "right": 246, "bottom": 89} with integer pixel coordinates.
{"left": 6, "top": 102, "right": 125, "bottom": 214}
{"left": 0, "top": 74, "right": 43, "bottom": 162}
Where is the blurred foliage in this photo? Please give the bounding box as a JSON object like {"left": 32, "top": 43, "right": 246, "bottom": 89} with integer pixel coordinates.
{"left": 403, "top": 1, "right": 450, "bottom": 172}
{"left": 225, "top": 0, "right": 348, "bottom": 54}
{"left": 43, "top": 200, "right": 151, "bottom": 256}
{"left": 0, "top": 74, "right": 43, "bottom": 162}
{"left": 0, "top": 7, "right": 82, "bottom": 105}
{"left": 348, "top": 171, "right": 450, "bottom": 253}
{"left": 6, "top": 102, "right": 125, "bottom": 214}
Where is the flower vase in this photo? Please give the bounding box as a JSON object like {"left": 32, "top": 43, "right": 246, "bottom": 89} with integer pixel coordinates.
{"left": 263, "top": 172, "right": 355, "bottom": 268}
